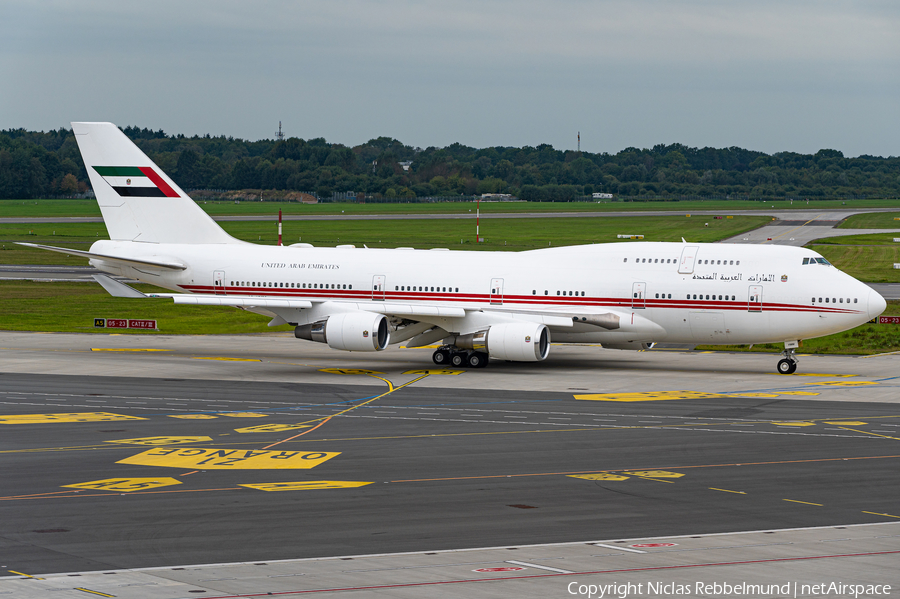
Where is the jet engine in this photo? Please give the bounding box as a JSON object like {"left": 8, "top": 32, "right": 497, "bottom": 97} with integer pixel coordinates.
{"left": 454, "top": 322, "right": 549, "bottom": 362}
{"left": 295, "top": 312, "right": 390, "bottom": 351}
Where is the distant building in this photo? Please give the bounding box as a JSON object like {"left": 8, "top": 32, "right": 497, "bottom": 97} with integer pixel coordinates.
{"left": 480, "top": 193, "right": 516, "bottom": 201}
{"left": 593, "top": 192, "right": 613, "bottom": 199}
{"left": 398, "top": 161, "right": 413, "bottom": 171}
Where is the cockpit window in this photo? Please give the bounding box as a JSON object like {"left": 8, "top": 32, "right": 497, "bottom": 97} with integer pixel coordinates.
{"left": 803, "top": 257, "right": 810, "bottom": 265}
{"left": 815, "top": 257, "right": 830, "bottom": 265}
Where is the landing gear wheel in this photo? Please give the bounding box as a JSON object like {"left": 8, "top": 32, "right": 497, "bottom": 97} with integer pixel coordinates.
{"left": 432, "top": 349, "right": 450, "bottom": 365}
{"left": 467, "top": 352, "right": 488, "bottom": 368}
{"left": 777, "top": 359, "right": 797, "bottom": 375}
{"left": 450, "top": 352, "right": 466, "bottom": 367}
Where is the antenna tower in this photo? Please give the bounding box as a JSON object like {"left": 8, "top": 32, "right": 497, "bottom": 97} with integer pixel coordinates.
{"left": 276, "top": 121, "right": 284, "bottom": 142}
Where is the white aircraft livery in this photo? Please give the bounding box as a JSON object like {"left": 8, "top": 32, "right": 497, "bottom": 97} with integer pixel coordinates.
{"left": 22, "top": 122, "right": 887, "bottom": 374}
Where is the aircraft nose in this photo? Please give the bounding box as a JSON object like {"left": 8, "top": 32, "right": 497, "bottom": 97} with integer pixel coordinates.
{"left": 867, "top": 287, "right": 887, "bottom": 320}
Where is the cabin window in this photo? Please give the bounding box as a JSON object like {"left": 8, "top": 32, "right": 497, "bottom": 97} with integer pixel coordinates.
{"left": 812, "top": 297, "right": 815, "bottom": 303}
{"left": 581, "top": 291, "right": 585, "bottom": 296}
{"left": 642, "top": 258, "right": 646, "bottom": 263}
{"left": 349, "top": 285, "right": 352, "bottom": 289}
{"left": 706, "top": 295, "right": 710, "bottom": 300}
{"left": 668, "top": 294, "right": 672, "bottom": 299}
{"left": 533, "top": 290, "right": 536, "bottom": 295}
{"left": 654, "top": 259, "right": 657, "bottom": 263}
{"left": 302, "top": 283, "right": 306, "bottom": 288}
{"left": 854, "top": 298, "right": 858, "bottom": 303}
{"left": 624, "top": 258, "right": 627, "bottom": 262}
{"left": 557, "top": 291, "right": 560, "bottom": 295}
{"left": 825, "top": 298, "right": 829, "bottom": 303}
{"left": 544, "top": 290, "right": 548, "bottom": 295}
{"left": 455, "top": 287, "right": 459, "bottom": 292}
{"left": 839, "top": 298, "right": 843, "bottom": 303}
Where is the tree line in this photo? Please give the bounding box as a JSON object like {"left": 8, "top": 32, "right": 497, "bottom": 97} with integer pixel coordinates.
{"left": 1, "top": 126, "right": 898, "bottom": 200}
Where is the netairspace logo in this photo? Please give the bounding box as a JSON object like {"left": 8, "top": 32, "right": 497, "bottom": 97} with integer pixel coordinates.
{"left": 566, "top": 581, "right": 892, "bottom": 598}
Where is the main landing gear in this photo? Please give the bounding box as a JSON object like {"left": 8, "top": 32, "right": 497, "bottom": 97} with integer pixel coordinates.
{"left": 777, "top": 347, "right": 798, "bottom": 375}
{"left": 432, "top": 345, "right": 489, "bottom": 368}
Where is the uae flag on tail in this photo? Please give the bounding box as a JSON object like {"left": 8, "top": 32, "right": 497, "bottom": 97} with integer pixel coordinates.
{"left": 93, "top": 166, "right": 180, "bottom": 198}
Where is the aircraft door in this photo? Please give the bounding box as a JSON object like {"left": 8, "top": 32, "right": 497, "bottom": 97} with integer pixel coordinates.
{"left": 372, "top": 275, "right": 386, "bottom": 300}
{"left": 632, "top": 282, "right": 646, "bottom": 309}
{"left": 213, "top": 270, "right": 226, "bottom": 296}
{"left": 678, "top": 246, "right": 699, "bottom": 274}
{"left": 748, "top": 285, "right": 763, "bottom": 312}
{"left": 490, "top": 278, "right": 504, "bottom": 305}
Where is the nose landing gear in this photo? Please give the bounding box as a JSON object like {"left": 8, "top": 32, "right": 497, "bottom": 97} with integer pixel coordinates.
{"left": 777, "top": 347, "right": 798, "bottom": 374}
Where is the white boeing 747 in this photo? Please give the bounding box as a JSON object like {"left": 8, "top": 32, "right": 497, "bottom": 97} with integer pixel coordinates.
{"left": 21, "top": 122, "right": 887, "bottom": 374}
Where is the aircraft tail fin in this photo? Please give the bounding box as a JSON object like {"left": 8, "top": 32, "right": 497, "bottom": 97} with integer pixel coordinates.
{"left": 72, "top": 122, "right": 240, "bottom": 245}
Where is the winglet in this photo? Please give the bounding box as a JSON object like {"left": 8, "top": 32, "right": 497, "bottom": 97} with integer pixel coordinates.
{"left": 93, "top": 274, "right": 147, "bottom": 298}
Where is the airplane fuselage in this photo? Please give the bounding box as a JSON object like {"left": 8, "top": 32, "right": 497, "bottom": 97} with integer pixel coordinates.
{"left": 88, "top": 239, "right": 883, "bottom": 346}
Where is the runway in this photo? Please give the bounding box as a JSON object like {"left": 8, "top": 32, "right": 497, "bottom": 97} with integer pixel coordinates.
{"left": 1, "top": 332, "right": 899, "bottom": 597}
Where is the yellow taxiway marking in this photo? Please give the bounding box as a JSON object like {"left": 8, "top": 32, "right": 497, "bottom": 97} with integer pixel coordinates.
{"left": 0, "top": 412, "right": 146, "bottom": 424}
{"left": 837, "top": 427, "right": 900, "bottom": 441}
{"left": 117, "top": 447, "right": 339, "bottom": 469}
{"left": 624, "top": 470, "right": 684, "bottom": 478}
{"left": 575, "top": 391, "right": 726, "bottom": 402}
{"left": 778, "top": 391, "right": 821, "bottom": 396}
{"left": 74, "top": 588, "right": 115, "bottom": 597}
{"left": 734, "top": 393, "right": 781, "bottom": 398}
{"left": 772, "top": 422, "right": 816, "bottom": 427}
{"left": 240, "top": 481, "right": 373, "bottom": 492}
{"left": 568, "top": 470, "right": 683, "bottom": 483}
{"left": 403, "top": 369, "right": 463, "bottom": 375}
{"left": 319, "top": 368, "right": 384, "bottom": 375}
{"left": 192, "top": 356, "right": 261, "bottom": 362}
{"left": 219, "top": 412, "right": 268, "bottom": 418}
{"left": 90, "top": 348, "right": 170, "bottom": 352}
{"left": 710, "top": 488, "right": 746, "bottom": 494}
{"left": 105, "top": 436, "right": 212, "bottom": 446}
{"left": 783, "top": 499, "right": 823, "bottom": 506}
{"left": 568, "top": 473, "right": 630, "bottom": 481}
{"left": 234, "top": 424, "right": 311, "bottom": 433}
{"left": 8, "top": 570, "right": 42, "bottom": 579}
{"left": 862, "top": 511, "right": 900, "bottom": 519}
{"left": 169, "top": 414, "right": 218, "bottom": 419}
{"left": 806, "top": 381, "right": 878, "bottom": 387}
{"left": 825, "top": 421, "right": 868, "bottom": 426}
{"left": 63, "top": 477, "right": 182, "bottom": 492}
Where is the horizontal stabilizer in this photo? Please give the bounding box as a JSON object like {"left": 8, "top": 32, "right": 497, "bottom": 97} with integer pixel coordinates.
{"left": 92, "top": 274, "right": 147, "bottom": 298}
{"left": 17, "top": 242, "right": 186, "bottom": 270}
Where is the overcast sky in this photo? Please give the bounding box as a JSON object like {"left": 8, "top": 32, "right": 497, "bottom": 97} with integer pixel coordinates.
{"left": 2, "top": 0, "right": 898, "bottom": 157}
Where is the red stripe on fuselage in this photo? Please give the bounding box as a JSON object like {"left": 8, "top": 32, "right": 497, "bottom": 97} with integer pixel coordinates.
{"left": 178, "top": 285, "right": 861, "bottom": 315}
{"left": 138, "top": 167, "right": 180, "bottom": 198}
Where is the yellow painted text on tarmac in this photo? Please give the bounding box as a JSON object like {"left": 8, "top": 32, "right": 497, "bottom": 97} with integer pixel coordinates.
{"left": 63, "top": 478, "right": 182, "bottom": 492}
{"left": 319, "top": 368, "right": 384, "bottom": 375}
{"left": 0, "top": 412, "right": 147, "bottom": 424}
{"left": 568, "top": 473, "right": 630, "bottom": 481}
{"left": 117, "top": 447, "right": 340, "bottom": 469}
{"left": 240, "top": 481, "right": 373, "bottom": 491}
{"left": 403, "top": 370, "right": 463, "bottom": 375}
{"left": 169, "top": 415, "right": 218, "bottom": 419}
{"left": 234, "top": 424, "right": 312, "bottom": 433}
{"left": 106, "top": 436, "right": 212, "bottom": 446}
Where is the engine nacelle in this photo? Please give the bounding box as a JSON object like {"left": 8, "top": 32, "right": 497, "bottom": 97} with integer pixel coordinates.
{"left": 295, "top": 312, "right": 390, "bottom": 351}
{"left": 455, "top": 322, "right": 550, "bottom": 362}
{"left": 602, "top": 342, "right": 655, "bottom": 351}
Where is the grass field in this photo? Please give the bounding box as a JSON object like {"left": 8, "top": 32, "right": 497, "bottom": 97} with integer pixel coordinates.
{"left": 838, "top": 211, "right": 900, "bottom": 228}
{"left": 0, "top": 281, "right": 276, "bottom": 334}
{"left": 697, "top": 301, "right": 900, "bottom": 355}
{"left": 808, "top": 245, "right": 900, "bottom": 283}
{"left": 0, "top": 215, "right": 770, "bottom": 265}
{"left": 4, "top": 197, "right": 900, "bottom": 219}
